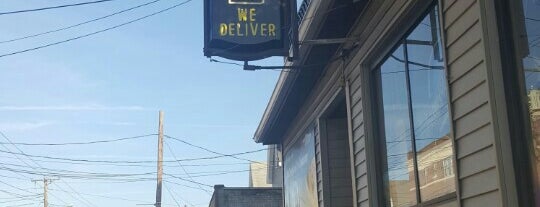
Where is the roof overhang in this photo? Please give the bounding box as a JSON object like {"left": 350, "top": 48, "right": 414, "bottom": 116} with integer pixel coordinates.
{"left": 253, "top": 0, "right": 367, "bottom": 144}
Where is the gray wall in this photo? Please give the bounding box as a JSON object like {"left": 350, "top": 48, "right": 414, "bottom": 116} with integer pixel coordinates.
{"left": 321, "top": 118, "right": 354, "bottom": 207}
{"left": 442, "top": 0, "right": 503, "bottom": 206}
{"left": 275, "top": 0, "right": 520, "bottom": 206}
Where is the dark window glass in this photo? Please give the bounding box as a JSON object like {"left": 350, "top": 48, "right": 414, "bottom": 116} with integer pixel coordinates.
{"left": 519, "top": 0, "right": 540, "bottom": 204}
{"left": 375, "top": 5, "right": 455, "bottom": 206}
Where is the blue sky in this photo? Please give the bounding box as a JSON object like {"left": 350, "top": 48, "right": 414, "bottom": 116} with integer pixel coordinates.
{"left": 0, "top": 0, "right": 281, "bottom": 206}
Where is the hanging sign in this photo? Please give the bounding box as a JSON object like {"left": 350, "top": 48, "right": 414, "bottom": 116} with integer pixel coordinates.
{"left": 204, "top": 0, "right": 292, "bottom": 61}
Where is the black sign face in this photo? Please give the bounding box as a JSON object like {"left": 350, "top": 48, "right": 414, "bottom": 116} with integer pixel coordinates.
{"left": 228, "top": 0, "right": 265, "bottom": 4}
{"left": 204, "top": 0, "right": 291, "bottom": 61}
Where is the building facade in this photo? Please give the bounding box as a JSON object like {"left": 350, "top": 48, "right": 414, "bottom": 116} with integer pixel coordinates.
{"left": 254, "top": 0, "right": 540, "bottom": 206}
{"left": 249, "top": 162, "right": 273, "bottom": 187}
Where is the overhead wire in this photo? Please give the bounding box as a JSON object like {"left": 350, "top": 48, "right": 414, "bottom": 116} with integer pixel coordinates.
{"left": 163, "top": 174, "right": 213, "bottom": 189}
{"left": 164, "top": 184, "right": 183, "bottom": 207}
{"left": 0, "top": 0, "right": 164, "bottom": 44}
{"left": 0, "top": 162, "right": 265, "bottom": 180}
{"left": 0, "top": 131, "right": 268, "bottom": 205}
{"left": 165, "top": 135, "right": 268, "bottom": 164}
{"left": 0, "top": 134, "right": 157, "bottom": 146}
{"left": 0, "top": 147, "right": 267, "bottom": 163}
{"left": 0, "top": 154, "right": 251, "bottom": 167}
{"left": 48, "top": 188, "right": 155, "bottom": 204}
{"left": 0, "top": 131, "right": 95, "bottom": 207}
{"left": 0, "top": 0, "right": 194, "bottom": 58}
{"left": 163, "top": 180, "right": 211, "bottom": 193}
{"left": 164, "top": 140, "right": 212, "bottom": 196}
{"left": 0, "top": 0, "right": 118, "bottom": 16}
{"left": 0, "top": 180, "right": 37, "bottom": 195}
{"left": 4, "top": 202, "right": 35, "bottom": 207}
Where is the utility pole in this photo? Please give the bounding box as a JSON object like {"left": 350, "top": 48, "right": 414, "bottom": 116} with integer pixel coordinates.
{"left": 155, "top": 111, "right": 164, "bottom": 207}
{"left": 33, "top": 178, "right": 55, "bottom": 207}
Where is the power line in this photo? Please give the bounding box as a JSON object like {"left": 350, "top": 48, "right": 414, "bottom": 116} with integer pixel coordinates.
{"left": 0, "top": 154, "right": 251, "bottom": 167}
{"left": 164, "top": 140, "right": 211, "bottom": 196}
{"left": 0, "top": 0, "right": 163, "bottom": 44}
{"left": 163, "top": 180, "right": 211, "bottom": 193}
{"left": 0, "top": 162, "right": 263, "bottom": 179}
{"left": 0, "top": 0, "right": 194, "bottom": 59}
{"left": 0, "top": 147, "right": 266, "bottom": 163}
{"left": 164, "top": 185, "right": 182, "bottom": 207}
{"left": 0, "top": 179, "right": 37, "bottom": 194}
{"left": 4, "top": 202, "right": 35, "bottom": 207}
{"left": 164, "top": 174, "right": 213, "bottom": 189}
{"left": 0, "top": 131, "right": 95, "bottom": 207}
{"left": 165, "top": 135, "right": 267, "bottom": 164}
{"left": 0, "top": 0, "right": 118, "bottom": 16}
{"left": 0, "top": 134, "right": 156, "bottom": 146}
{"left": 48, "top": 188, "right": 151, "bottom": 203}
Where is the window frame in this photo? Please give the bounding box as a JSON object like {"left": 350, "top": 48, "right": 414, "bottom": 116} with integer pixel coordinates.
{"left": 369, "top": 2, "right": 457, "bottom": 207}
{"left": 493, "top": 0, "right": 540, "bottom": 206}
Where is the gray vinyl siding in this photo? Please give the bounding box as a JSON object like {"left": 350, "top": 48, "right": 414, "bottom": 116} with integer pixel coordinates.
{"left": 348, "top": 68, "right": 368, "bottom": 207}
{"left": 441, "top": 0, "right": 502, "bottom": 206}
{"left": 325, "top": 119, "right": 354, "bottom": 207}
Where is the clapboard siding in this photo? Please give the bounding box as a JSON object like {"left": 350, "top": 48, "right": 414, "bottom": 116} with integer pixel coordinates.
{"left": 321, "top": 119, "right": 354, "bottom": 207}
{"left": 453, "top": 102, "right": 491, "bottom": 139}
{"left": 458, "top": 147, "right": 496, "bottom": 179}
{"left": 460, "top": 168, "right": 499, "bottom": 199}
{"left": 448, "top": 42, "right": 485, "bottom": 82}
{"left": 461, "top": 190, "right": 501, "bottom": 207}
{"left": 452, "top": 83, "right": 489, "bottom": 120}
{"left": 450, "top": 62, "right": 486, "bottom": 101}
{"left": 446, "top": 3, "right": 481, "bottom": 44}
{"left": 442, "top": 0, "right": 457, "bottom": 12}
{"left": 349, "top": 65, "right": 368, "bottom": 207}
{"left": 444, "top": 0, "right": 476, "bottom": 29}
{"left": 442, "top": 0, "right": 502, "bottom": 206}
{"left": 456, "top": 124, "right": 493, "bottom": 159}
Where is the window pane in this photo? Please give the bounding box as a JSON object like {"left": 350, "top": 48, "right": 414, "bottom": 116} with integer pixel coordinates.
{"left": 380, "top": 45, "right": 417, "bottom": 207}
{"left": 405, "top": 7, "right": 455, "bottom": 201}
{"left": 520, "top": 0, "right": 540, "bottom": 204}
{"left": 377, "top": 5, "right": 456, "bottom": 206}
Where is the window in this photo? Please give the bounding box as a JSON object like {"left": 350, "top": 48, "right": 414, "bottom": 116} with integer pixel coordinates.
{"left": 442, "top": 157, "right": 453, "bottom": 178}
{"left": 373, "top": 4, "right": 456, "bottom": 206}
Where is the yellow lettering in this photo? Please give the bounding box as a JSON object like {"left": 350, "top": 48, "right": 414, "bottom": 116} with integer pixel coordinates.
{"left": 229, "top": 23, "right": 235, "bottom": 36}
{"left": 250, "top": 23, "right": 258, "bottom": 36}
{"left": 249, "top": 8, "right": 256, "bottom": 21}
{"left": 260, "top": 23, "right": 267, "bottom": 36}
{"left": 220, "top": 22, "right": 279, "bottom": 37}
{"left": 268, "top": 24, "right": 276, "bottom": 36}
{"left": 237, "top": 23, "right": 244, "bottom": 36}
{"left": 237, "top": 8, "right": 248, "bottom": 21}
{"left": 219, "top": 24, "right": 228, "bottom": 36}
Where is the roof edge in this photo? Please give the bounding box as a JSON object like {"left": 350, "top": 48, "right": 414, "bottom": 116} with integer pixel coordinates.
{"left": 253, "top": 64, "right": 292, "bottom": 143}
